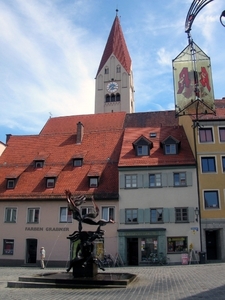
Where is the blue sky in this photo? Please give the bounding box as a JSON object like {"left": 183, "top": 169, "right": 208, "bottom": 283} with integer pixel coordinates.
{"left": 1, "top": 0, "right": 225, "bottom": 143}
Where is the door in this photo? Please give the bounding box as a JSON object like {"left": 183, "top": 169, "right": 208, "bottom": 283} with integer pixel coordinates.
{"left": 26, "top": 239, "right": 37, "bottom": 264}
{"left": 206, "top": 230, "right": 218, "bottom": 260}
{"left": 127, "top": 238, "right": 138, "bottom": 266}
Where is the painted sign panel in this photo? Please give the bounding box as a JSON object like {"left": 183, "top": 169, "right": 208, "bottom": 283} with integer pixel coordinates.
{"left": 173, "top": 42, "right": 215, "bottom": 116}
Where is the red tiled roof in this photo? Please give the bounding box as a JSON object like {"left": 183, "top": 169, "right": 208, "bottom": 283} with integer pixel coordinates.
{"left": 0, "top": 112, "right": 126, "bottom": 200}
{"left": 192, "top": 99, "right": 225, "bottom": 121}
{"left": 119, "top": 126, "right": 195, "bottom": 167}
{"left": 96, "top": 16, "right": 131, "bottom": 76}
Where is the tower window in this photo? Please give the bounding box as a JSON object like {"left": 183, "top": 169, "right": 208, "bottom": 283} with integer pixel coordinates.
{"left": 105, "top": 67, "right": 109, "bottom": 74}
{"left": 116, "top": 93, "right": 120, "bottom": 102}
{"left": 116, "top": 66, "right": 121, "bottom": 73}
{"left": 111, "top": 94, "right": 115, "bottom": 102}
{"left": 105, "top": 93, "right": 120, "bottom": 103}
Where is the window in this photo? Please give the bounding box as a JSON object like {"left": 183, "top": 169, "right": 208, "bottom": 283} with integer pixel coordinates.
{"left": 125, "top": 209, "right": 138, "bottom": 223}
{"left": 222, "top": 157, "right": 225, "bottom": 172}
{"left": 201, "top": 157, "right": 216, "bottom": 172}
{"left": 125, "top": 175, "right": 137, "bottom": 188}
{"left": 60, "top": 207, "right": 72, "bottom": 223}
{"left": 137, "top": 145, "right": 148, "bottom": 156}
{"left": 5, "top": 208, "right": 17, "bottom": 223}
{"left": 174, "top": 172, "right": 186, "bottom": 186}
{"left": 116, "top": 93, "right": 120, "bottom": 102}
{"left": 102, "top": 207, "right": 115, "bottom": 221}
{"left": 7, "top": 179, "right": 15, "bottom": 189}
{"left": 149, "top": 174, "right": 161, "bottom": 187}
{"left": 73, "top": 159, "right": 82, "bottom": 167}
{"left": 90, "top": 177, "right": 98, "bottom": 188}
{"left": 219, "top": 127, "right": 225, "bottom": 142}
{"left": 167, "top": 237, "right": 188, "bottom": 253}
{"left": 27, "top": 208, "right": 40, "bottom": 223}
{"left": 150, "top": 208, "right": 163, "bottom": 223}
{"left": 116, "top": 65, "right": 121, "bottom": 73}
{"left": 46, "top": 178, "right": 55, "bottom": 188}
{"left": 105, "top": 94, "right": 110, "bottom": 102}
{"left": 175, "top": 208, "right": 188, "bottom": 222}
{"left": 165, "top": 144, "right": 176, "bottom": 154}
{"left": 204, "top": 191, "right": 219, "bottom": 209}
{"left": 199, "top": 128, "right": 213, "bottom": 142}
{"left": 35, "top": 161, "right": 44, "bottom": 168}
{"left": 81, "top": 207, "right": 94, "bottom": 217}
{"left": 105, "top": 67, "right": 109, "bottom": 74}
{"left": 3, "top": 239, "right": 14, "bottom": 255}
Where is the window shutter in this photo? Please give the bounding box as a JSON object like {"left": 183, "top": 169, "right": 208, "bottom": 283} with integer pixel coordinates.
{"left": 169, "top": 208, "right": 175, "bottom": 223}
{"left": 119, "top": 174, "right": 125, "bottom": 189}
{"left": 188, "top": 207, "right": 195, "bottom": 222}
{"left": 138, "top": 174, "right": 143, "bottom": 188}
{"left": 162, "top": 173, "right": 167, "bottom": 187}
{"left": 186, "top": 172, "right": 193, "bottom": 186}
{"left": 138, "top": 209, "right": 144, "bottom": 223}
{"left": 163, "top": 208, "right": 170, "bottom": 223}
{"left": 144, "top": 208, "right": 150, "bottom": 223}
{"left": 120, "top": 209, "right": 125, "bottom": 224}
{"left": 143, "top": 174, "right": 149, "bottom": 188}
{"left": 167, "top": 173, "right": 173, "bottom": 187}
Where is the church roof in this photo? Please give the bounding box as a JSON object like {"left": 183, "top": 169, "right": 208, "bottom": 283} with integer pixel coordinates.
{"left": 96, "top": 15, "right": 131, "bottom": 76}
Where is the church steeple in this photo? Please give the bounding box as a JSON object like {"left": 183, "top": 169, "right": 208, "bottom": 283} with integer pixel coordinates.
{"left": 95, "top": 13, "right": 135, "bottom": 114}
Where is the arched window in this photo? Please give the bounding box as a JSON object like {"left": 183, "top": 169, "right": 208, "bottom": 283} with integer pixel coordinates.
{"left": 116, "top": 65, "right": 121, "bottom": 73}
{"left": 105, "top": 67, "right": 109, "bottom": 74}
{"left": 111, "top": 94, "right": 115, "bottom": 102}
{"left": 105, "top": 94, "right": 110, "bottom": 102}
{"left": 116, "top": 93, "right": 121, "bottom": 102}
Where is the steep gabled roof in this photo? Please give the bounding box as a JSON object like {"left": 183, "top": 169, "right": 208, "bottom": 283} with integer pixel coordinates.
{"left": 119, "top": 126, "right": 195, "bottom": 167}
{"left": 96, "top": 15, "right": 131, "bottom": 76}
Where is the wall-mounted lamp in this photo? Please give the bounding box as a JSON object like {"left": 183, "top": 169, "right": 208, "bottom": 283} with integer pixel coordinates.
{"left": 194, "top": 207, "right": 199, "bottom": 222}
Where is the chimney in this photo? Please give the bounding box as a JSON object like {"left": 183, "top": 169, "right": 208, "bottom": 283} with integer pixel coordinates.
{"left": 6, "top": 134, "right": 12, "bottom": 144}
{"left": 76, "top": 122, "right": 84, "bottom": 144}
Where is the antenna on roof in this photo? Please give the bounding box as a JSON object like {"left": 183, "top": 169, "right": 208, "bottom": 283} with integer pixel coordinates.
{"left": 49, "top": 112, "right": 52, "bottom": 119}
{"left": 116, "top": 8, "right": 118, "bottom": 16}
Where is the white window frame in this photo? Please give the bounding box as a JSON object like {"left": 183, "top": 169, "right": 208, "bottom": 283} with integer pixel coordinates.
{"left": 5, "top": 207, "right": 17, "bottom": 223}
{"left": 102, "top": 207, "right": 115, "bottom": 222}
{"left": 149, "top": 173, "right": 162, "bottom": 187}
{"left": 125, "top": 175, "right": 137, "bottom": 188}
{"left": 137, "top": 145, "right": 148, "bottom": 156}
{"left": 46, "top": 178, "right": 55, "bottom": 188}
{"left": 125, "top": 209, "right": 138, "bottom": 224}
{"left": 27, "top": 208, "right": 40, "bottom": 223}
{"left": 59, "top": 207, "right": 72, "bottom": 223}
{"left": 150, "top": 208, "right": 163, "bottom": 223}
{"left": 90, "top": 177, "right": 98, "bottom": 188}
{"left": 218, "top": 126, "right": 225, "bottom": 143}
{"left": 221, "top": 156, "right": 225, "bottom": 173}
{"left": 198, "top": 127, "right": 214, "bottom": 143}
{"left": 201, "top": 156, "right": 217, "bottom": 173}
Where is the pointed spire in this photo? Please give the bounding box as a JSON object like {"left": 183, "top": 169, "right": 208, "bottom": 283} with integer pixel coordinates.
{"left": 96, "top": 14, "right": 131, "bottom": 76}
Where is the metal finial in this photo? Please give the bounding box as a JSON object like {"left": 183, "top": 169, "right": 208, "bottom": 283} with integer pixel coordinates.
{"left": 116, "top": 9, "right": 118, "bottom": 16}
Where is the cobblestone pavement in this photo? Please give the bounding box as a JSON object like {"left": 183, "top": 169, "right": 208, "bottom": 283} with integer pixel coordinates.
{"left": 0, "top": 263, "right": 225, "bottom": 300}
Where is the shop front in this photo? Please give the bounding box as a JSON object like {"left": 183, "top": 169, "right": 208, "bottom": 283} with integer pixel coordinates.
{"left": 118, "top": 228, "right": 167, "bottom": 266}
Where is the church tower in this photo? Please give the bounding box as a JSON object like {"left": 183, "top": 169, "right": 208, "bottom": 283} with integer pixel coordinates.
{"left": 95, "top": 12, "right": 135, "bottom": 114}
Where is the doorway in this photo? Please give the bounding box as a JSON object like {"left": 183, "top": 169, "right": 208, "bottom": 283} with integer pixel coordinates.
{"left": 127, "top": 238, "right": 138, "bottom": 266}
{"left": 206, "top": 230, "right": 218, "bottom": 260}
{"left": 26, "top": 239, "right": 37, "bottom": 264}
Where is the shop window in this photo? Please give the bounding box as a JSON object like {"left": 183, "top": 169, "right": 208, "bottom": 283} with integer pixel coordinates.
{"left": 102, "top": 207, "right": 115, "bottom": 222}
{"left": 125, "top": 209, "right": 138, "bottom": 223}
{"left": 174, "top": 172, "right": 186, "bottom": 186}
{"left": 7, "top": 179, "right": 16, "bottom": 189}
{"left": 150, "top": 208, "right": 163, "bottom": 223}
{"left": 125, "top": 175, "right": 137, "bottom": 188}
{"left": 5, "top": 208, "right": 17, "bottom": 223}
{"left": 199, "top": 128, "right": 213, "bottom": 143}
{"left": 201, "top": 157, "right": 216, "bottom": 173}
{"left": 149, "top": 174, "right": 162, "bottom": 187}
{"left": 3, "top": 239, "right": 14, "bottom": 255}
{"left": 204, "top": 191, "right": 219, "bottom": 209}
{"left": 141, "top": 238, "right": 158, "bottom": 262}
{"left": 175, "top": 208, "right": 188, "bottom": 222}
{"left": 27, "top": 208, "right": 40, "bottom": 223}
{"left": 219, "top": 127, "right": 225, "bottom": 142}
{"left": 167, "top": 237, "right": 188, "bottom": 253}
{"left": 60, "top": 207, "right": 72, "bottom": 223}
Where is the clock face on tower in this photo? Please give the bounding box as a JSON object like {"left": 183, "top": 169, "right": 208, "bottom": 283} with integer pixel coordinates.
{"left": 106, "top": 81, "right": 119, "bottom": 93}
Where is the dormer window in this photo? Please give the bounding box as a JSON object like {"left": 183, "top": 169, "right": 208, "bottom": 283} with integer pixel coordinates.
{"left": 7, "top": 179, "right": 16, "bottom": 189}
{"left": 161, "top": 136, "right": 180, "bottom": 155}
{"left": 132, "top": 135, "right": 153, "bottom": 157}
{"left": 89, "top": 177, "right": 98, "bottom": 188}
{"left": 35, "top": 160, "right": 44, "bottom": 168}
{"left": 46, "top": 178, "right": 55, "bottom": 188}
{"left": 73, "top": 158, "right": 83, "bottom": 167}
